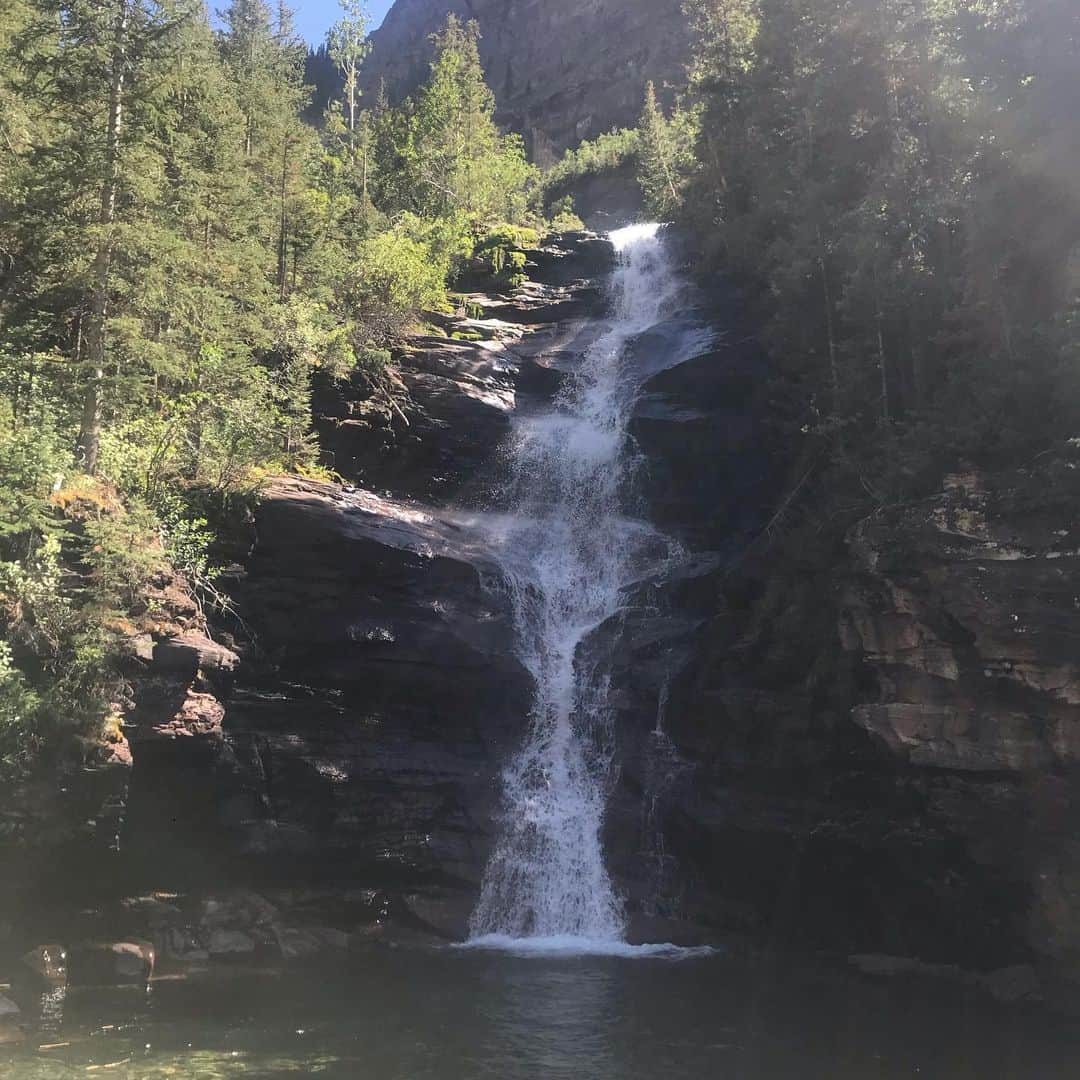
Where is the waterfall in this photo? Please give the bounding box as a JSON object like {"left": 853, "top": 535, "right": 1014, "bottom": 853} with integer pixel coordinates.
{"left": 468, "top": 224, "right": 687, "bottom": 947}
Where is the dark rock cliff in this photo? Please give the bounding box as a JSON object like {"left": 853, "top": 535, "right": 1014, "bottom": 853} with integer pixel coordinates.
{"left": 361, "top": 0, "right": 692, "bottom": 163}
{"left": 4, "top": 232, "right": 1080, "bottom": 1014}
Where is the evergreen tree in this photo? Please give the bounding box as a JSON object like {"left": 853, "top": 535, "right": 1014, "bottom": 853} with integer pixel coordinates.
{"left": 0, "top": 0, "right": 538, "bottom": 774}
{"left": 678, "top": 0, "right": 1080, "bottom": 473}
{"left": 387, "top": 16, "right": 535, "bottom": 228}
{"left": 637, "top": 82, "right": 696, "bottom": 220}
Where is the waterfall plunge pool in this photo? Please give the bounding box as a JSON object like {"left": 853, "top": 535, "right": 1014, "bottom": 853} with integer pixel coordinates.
{"left": 2, "top": 944, "right": 1076, "bottom": 1078}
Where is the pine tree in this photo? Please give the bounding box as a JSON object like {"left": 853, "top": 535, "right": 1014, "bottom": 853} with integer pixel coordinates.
{"left": 679, "top": 0, "right": 1080, "bottom": 463}
{"left": 398, "top": 16, "right": 535, "bottom": 227}
{"left": 637, "top": 83, "right": 696, "bottom": 220}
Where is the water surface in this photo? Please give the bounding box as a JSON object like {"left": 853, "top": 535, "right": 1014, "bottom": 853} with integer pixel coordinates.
{"left": 3, "top": 946, "right": 1077, "bottom": 1078}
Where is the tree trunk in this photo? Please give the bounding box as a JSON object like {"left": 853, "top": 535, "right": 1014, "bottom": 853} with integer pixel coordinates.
{"left": 346, "top": 58, "right": 357, "bottom": 134}
{"left": 78, "top": 0, "right": 130, "bottom": 474}
{"left": 277, "top": 136, "right": 289, "bottom": 302}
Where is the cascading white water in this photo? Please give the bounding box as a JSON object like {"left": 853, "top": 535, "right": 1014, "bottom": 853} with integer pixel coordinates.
{"left": 468, "top": 224, "right": 689, "bottom": 948}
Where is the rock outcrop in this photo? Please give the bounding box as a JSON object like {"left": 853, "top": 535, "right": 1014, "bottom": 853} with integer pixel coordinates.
{"left": 362, "top": 0, "right": 692, "bottom": 163}
{"left": 633, "top": 433, "right": 1080, "bottom": 1001}
{"left": 8, "top": 227, "right": 1080, "bottom": 1015}
{"left": 314, "top": 233, "right": 612, "bottom": 498}
{"left": 114, "top": 234, "right": 616, "bottom": 940}
{"left": 840, "top": 458, "right": 1080, "bottom": 983}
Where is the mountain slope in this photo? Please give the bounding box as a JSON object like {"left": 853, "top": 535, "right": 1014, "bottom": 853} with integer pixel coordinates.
{"left": 362, "top": 0, "right": 691, "bottom": 162}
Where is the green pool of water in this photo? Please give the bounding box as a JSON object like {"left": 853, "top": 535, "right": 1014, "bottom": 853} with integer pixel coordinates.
{"left": 2, "top": 946, "right": 1077, "bottom": 1078}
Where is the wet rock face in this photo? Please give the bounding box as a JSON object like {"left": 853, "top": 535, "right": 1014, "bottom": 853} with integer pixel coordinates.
{"left": 839, "top": 459, "right": 1080, "bottom": 975}
{"left": 362, "top": 0, "right": 691, "bottom": 164}
{"left": 314, "top": 234, "right": 613, "bottom": 501}
{"left": 636, "top": 446, "right": 1080, "bottom": 984}
{"left": 125, "top": 479, "right": 533, "bottom": 892}
{"left": 119, "top": 236, "right": 615, "bottom": 919}
{"left": 842, "top": 466, "right": 1080, "bottom": 771}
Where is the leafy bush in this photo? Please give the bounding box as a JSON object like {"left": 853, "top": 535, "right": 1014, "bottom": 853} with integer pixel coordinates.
{"left": 548, "top": 197, "right": 586, "bottom": 232}
{"left": 349, "top": 228, "right": 452, "bottom": 341}
{"left": 0, "top": 419, "right": 70, "bottom": 550}
{"left": 81, "top": 502, "right": 167, "bottom": 613}
{"left": 473, "top": 225, "right": 540, "bottom": 288}
{"left": 542, "top": 128, "right": 642, "bottom": 204}
{"left": 0, "top": 639, "right": 41, "bottom": 775}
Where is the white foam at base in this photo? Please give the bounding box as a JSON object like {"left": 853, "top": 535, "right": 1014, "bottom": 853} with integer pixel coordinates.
{"left": 461, "top": 935, "right": 719, "bottom": 961}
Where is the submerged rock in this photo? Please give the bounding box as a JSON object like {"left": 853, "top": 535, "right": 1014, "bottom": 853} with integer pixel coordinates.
{"left": 20, "top": 946, "right": 66, "bottom": 986}
{"left": 402, "top": 890, "right": 475, "bottom": 941}
{"left": 849, "top": 954, "right": 1043, "bottom": 1004}
{"left": 67, "top": 941, "right": 155, "bottom": 986}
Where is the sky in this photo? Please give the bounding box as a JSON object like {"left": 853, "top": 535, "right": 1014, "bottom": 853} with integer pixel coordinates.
{"left": 294, "top": 0, "right": 396, "bottom": 46}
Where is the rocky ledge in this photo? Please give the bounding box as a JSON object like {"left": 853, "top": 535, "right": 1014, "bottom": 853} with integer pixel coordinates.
{"left": 631, "top": 443, "right": 1080, "bottom": 1009}
{"left": 313, "top": 233, "right": 612, "bottom": 499}
{"left": 841, "top": 455, "right": 1080, "bottom": 992}
{"left": 6, "top": 230, "right": 1080, "bottom": 1020}
{"left": 0, "top": 231, "right": 622, "bottom": 1001}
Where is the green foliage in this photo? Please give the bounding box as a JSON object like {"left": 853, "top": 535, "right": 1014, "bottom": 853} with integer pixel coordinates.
{"left": 153, "top": 492, "right": 219, "bottom": 591}
{"left": 548, "top": 198, "right": 586, "bottom": 233}
{"left": 82, "top": 502, "right": 167, "bottom": 613}
{"left": 679, "top": 0, "right": 1080, "bottom": 496}
{"left": 637, "top": 83, "right": 698, "bottom": 220}
{"left": 0, "top": 0, "right": 536, "bottom": 776}
{"left": 350, "top": 228, "right": 452, "bottom": 340}
{"left": 542, "top": 128, "right": 642, "bottom": 205}
{"left": 0, "top": 528, "right": 113, "bottom": 778}
{"left": 371, "top": 17, "right": 538, "bottom": 230}
{"left": 0, "top": 639, "right": 41, "bottom": 775}
{"left": 0, "top": 418, "right": 69, "bottom": 548}
{"left": 326, "top": 0, "right": 370, "bottom": 133}
{"left": 474, "top": 225, "right": 541, "bottom": 288}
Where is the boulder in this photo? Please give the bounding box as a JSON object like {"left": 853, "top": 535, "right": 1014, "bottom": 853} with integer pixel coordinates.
{"left": 153, "top": 633, "right": 239, "bottom": 683}
{"left": 163, "top": 927, "right": 209, "bottom": 964}
{"left": 200, "top": 891, "right": 280, "bottom": 931}
{"left": 402, "top": 890, "right": 475, "bottom": 941}
{"left": 67, "top": 941, "right": 155, "bottom": 986}
{"left": 20, "top": 945, "right": 66, "bottom": 986}
{"left": 121, "top": 895, "right": 184, "bottom": 929}
{"left": 134, "top": 689, "right": 225, "bottom": 745}
{"left": 983, "top": 965, "right": 1043, "bottom": 1003}
{"left": 206, "top": 929, "right": 256, "bottom": 958}
{"left": 274, "top": 926, "right": 352, "bottom": 960}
